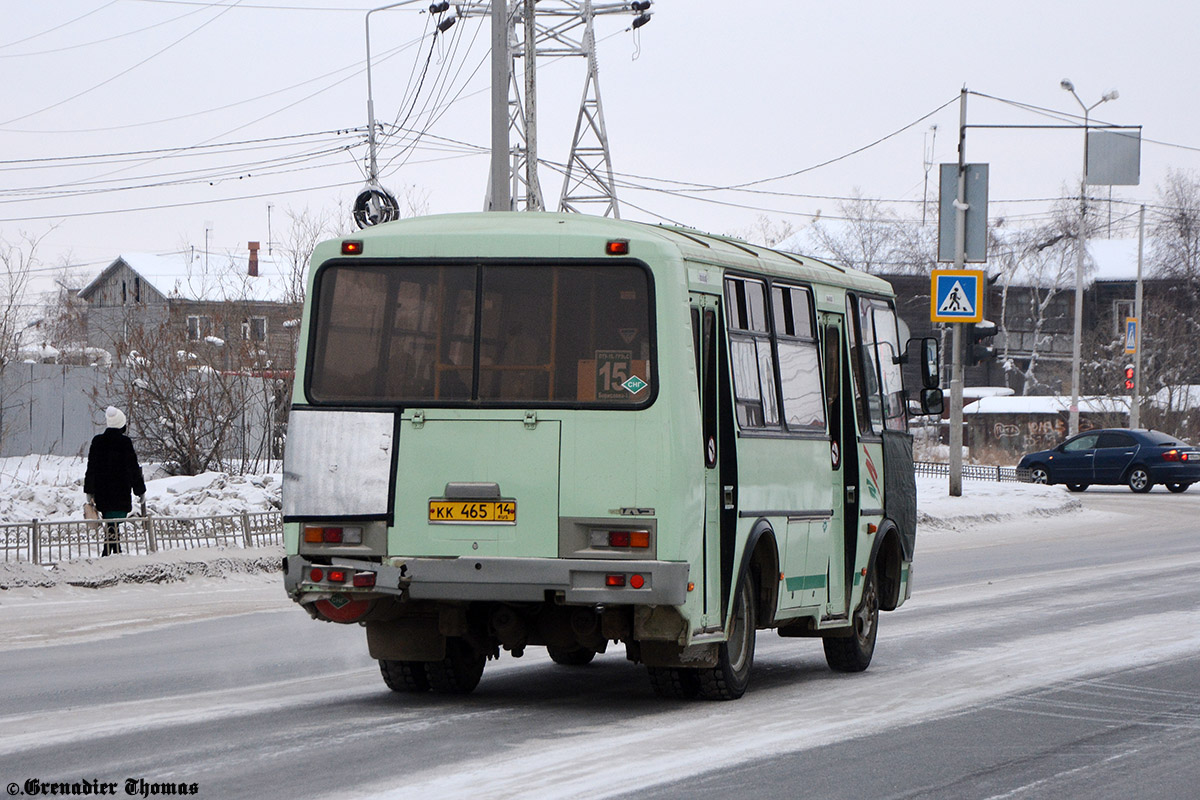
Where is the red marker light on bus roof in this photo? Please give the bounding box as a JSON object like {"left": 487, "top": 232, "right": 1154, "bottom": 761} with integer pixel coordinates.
{"left": 342, "top": 240, "right": 364, "bottom": 255}
{"left": 605, "top": 239, "right": 629, "bottom": 256}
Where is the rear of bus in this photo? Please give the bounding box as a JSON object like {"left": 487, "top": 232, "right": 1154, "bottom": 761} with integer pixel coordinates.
{"left": 282, "top": 213, "right": 700, "bottom": 692}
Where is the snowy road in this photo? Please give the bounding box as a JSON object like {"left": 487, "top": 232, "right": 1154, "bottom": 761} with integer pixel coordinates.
{"left": 2, "top": 487, "right": 1199, "bottom": 799}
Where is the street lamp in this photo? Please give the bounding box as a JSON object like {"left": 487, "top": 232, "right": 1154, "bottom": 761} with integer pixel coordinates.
{"left": 1061, "top": 79, "right": 1118, "bottom": 436}
{"left": 358, "top": 2, "right": 457, "bottom": 227}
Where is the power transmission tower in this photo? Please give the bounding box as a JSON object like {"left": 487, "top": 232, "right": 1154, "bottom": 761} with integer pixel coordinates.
{"left": 460, "top": 1, "right": 650, "bottom": 214}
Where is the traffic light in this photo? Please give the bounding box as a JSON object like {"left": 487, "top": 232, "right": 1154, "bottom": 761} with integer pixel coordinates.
{"left": 966, "top": 319, "right": 997, "bottom": 367}
{"left": 1124, "top": 364, "right": 1135, "bottom": 392}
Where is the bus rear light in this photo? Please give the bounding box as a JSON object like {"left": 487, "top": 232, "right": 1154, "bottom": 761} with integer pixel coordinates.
{"left": 605, "top": 239, "right": 629, "bottom": 256}
{"left": 605, "top": 574, "right": 626, "bottom": 587}
{"left": 629, "top": 574, "right": 645, "bottom": 589}
{"left": 328, "top": 569, "right": 348, "bottom": 583}
{"left": 309, "top": 568, "right": 324, "bottom": 582}
{"left": 303, "top": 525, "right": 364, "bottom": 544}
{"left": 341, "top": 240, "right": 364, "bottom": 255}
{"left": 352, "top": 572, "right": 377, "bottom": 588}
{"left": 591, "top": 529, "right": 651, "bottom": 548}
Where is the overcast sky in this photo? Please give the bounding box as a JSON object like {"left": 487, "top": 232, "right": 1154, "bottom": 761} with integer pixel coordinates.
{"left": 5, "top": 0, "right": 1199, "bottom": 293}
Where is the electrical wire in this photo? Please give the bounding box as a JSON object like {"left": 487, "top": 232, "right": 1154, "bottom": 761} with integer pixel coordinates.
{"left": 1, "top": 0, "right": 246, "bottom": 128}
{"left": 0, "top": 1, "right": 122, "bottom": 50}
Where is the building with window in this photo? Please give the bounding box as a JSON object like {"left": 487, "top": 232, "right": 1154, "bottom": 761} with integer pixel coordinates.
{"left": 77, "top": 243, "right": 302, "bottom": 373}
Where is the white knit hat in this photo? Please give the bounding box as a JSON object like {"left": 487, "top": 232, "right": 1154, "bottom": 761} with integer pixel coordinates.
{"left": 105, "top": 406, "right": 127, "bottom": 429}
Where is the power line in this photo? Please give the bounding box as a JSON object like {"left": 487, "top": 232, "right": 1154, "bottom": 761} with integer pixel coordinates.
{"left": 1, "top": 1, "right": 246, "bottom": 128}
{"left": 0, "top": 1, "right": 122, "bottom": 50}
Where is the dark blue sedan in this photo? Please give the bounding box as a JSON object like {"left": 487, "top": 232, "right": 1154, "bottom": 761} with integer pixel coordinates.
{"left": 1017, "top": 428, "right": 1200, "bottom": 493}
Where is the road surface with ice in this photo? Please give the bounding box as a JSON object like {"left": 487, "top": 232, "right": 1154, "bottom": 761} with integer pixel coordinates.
{"left": 1, "top": 482, "right": 1198, "bottom": 799}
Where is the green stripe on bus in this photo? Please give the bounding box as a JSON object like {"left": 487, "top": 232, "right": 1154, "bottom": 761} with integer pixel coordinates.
{"left": 785, "top": 574, "right": 828, "bottom": 592}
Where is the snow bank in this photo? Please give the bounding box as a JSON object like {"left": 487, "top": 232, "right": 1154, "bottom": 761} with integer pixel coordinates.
{"left": 0, "top": 545, "right": 282, "bottom": 591}
{"left": 916, "top": 474, "right": 1080, "bottom": 529}
{"left": 0, "top": 455, "right": 280, "bottom": 522}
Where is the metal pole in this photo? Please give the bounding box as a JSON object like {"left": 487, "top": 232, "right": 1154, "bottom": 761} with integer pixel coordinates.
{"left": 949, "top": 88, "right": 967, "bottom": 497}
{"left": 490, "top": 0, "right": 512, "bottom": 211}
{"left": 1132, "top": 204, "right": 1145, "bottom": 429}
{"left": 1069, "top": 107, "right": 1088, "bottom": 437}
{"left": 523, "top": 0, "right": 539, "bottom": 210}
{"left": 364, "top": 2, "right": 426, "bottom": 183}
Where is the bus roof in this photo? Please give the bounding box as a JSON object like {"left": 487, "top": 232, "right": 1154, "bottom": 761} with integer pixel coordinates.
{"left": 334, "top": 212, "right": 895, "bottom": 297}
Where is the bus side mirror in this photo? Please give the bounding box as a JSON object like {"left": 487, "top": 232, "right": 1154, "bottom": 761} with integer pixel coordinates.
{"left": 920, "top": 387, "right": 944, "bottom": 416}
{"left": 907, "top": 337, "right": 940, "bottom": 389}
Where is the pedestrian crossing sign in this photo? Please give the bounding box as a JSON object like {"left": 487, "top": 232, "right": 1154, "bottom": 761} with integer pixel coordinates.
{"left": 930, "top": 269, "right": 984, "bottom": 323}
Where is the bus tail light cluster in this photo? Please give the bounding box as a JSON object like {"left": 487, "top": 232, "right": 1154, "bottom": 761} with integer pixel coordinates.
{"left": 605, "top": 573, "right": 645, "bottom": 589}
{"left": 303, "top": 525, "right": 364, "bottom": 544}
{"left": 590, "top": 529, "right": 651, "bottom": 549}
{"left": 307, "top": 567, "right": 376, "bottom": 588}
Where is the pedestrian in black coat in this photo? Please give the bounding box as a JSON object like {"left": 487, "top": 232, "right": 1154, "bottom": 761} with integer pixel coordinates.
{"left": 84, "top": 406, "right": 146, "bottom": 556}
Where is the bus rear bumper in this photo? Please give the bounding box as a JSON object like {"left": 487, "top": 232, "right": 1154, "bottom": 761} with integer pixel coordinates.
{"left": 285, "top": 555, "right": 690, "bottom": 607}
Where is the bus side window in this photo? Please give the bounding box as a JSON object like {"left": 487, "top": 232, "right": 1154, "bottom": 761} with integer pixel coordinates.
{"left": 772, "top": 285, "right": 825, "bottom": 430}
{"left": 845, "top": 295, "right": 874, "bottom": 434}
{"left": 725, "top": 277, "right": 778, "bottom": 429}
{"left": 702, "top": 308, "right": 718, "bottom": 468}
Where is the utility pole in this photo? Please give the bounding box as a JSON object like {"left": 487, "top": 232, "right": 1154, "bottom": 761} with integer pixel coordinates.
{"left": 949, "top": 88, "right": 967, "bottom": 498}
{"left": 488, "top": 0, "right": 512, "bottom": 211}
{"left": 1132, "top": 204, "right": 1146, "bottom": 428}
{"left": 461, "top": 1, "right": 648, "bottom": 214}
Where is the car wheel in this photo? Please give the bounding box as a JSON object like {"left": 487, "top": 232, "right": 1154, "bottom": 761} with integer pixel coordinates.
{"left": 1127, "top": 466, "right": 1153, "bottom": 493}
{"left": 1167, "top": 483, "right": 1190, "bottom": 493}
{"left": 1066, "top": 483, "right": 1088, "bottom": 492}
{"left": 1030, "top": 465, "right": 1050, "bottom": 484}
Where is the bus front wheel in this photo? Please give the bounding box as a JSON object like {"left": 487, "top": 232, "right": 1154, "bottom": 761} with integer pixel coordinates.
{"left": 697, "top": 578, "right": 757, "bottom": 700}
{"left": 823, "top": 567, "right": 879, "bottom": 673}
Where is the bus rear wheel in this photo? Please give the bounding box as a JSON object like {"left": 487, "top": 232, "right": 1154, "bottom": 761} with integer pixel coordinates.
{"left": 379, "top": 660, "right": 431, "bottom": 693}
{"left": 425, "top": 638, "right": 486, "bottom": 694}
{"left": 547, "top": 645, "right": 597, "bottom": 666}
{"left": 823, "top": 567, "right": 879, "bottom": 673}
{"left": 697, "top": 578, "right": 756, "bottom": 700}
{"left": 647, "top": 666, "right": 701, "bottom": 699}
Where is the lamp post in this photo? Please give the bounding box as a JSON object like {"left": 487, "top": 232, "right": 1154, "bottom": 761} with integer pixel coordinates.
{"left": 1061, "top": 79, "right": 1118, "bottom": 436}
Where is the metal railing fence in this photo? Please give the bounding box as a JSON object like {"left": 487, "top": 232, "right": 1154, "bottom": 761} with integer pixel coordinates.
{"left": 914, "top": 461, "right": 1032, "bottom": 483}
{"left": 0, "top": 511, "right": 282, "bottom": 565}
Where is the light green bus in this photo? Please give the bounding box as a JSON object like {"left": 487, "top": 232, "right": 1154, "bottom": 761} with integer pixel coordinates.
{"left": 282, "top": 212, "right": 940, "bottom": 700}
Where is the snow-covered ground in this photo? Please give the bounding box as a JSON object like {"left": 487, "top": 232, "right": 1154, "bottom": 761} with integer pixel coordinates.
{"left": 0, "top": 454, "right": 281, "bottom": 522}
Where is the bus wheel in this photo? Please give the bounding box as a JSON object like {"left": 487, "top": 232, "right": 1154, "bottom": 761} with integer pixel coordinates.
{"left": 647, "top": 666, "right": 700, "bottom": 699}
{"left": 697, "top": 578, "right": 757, "bottom": 700}
{"left": 823, "top": 567, "right": 879, "bottom": 673}
{"left": 547, "top": 645, "right": 596, "bottom": 666}
{"left": 379, "top": 660, "right": 430, "bottom": 693}
{"left": 426, "top": 638, "right": 486, "bottom": 694}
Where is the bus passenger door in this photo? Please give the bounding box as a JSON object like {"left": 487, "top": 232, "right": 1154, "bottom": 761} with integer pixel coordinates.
{"left": 817, "top": 313, "right": 855, "bottom": 619}
{"left": 691, "top": 294, "right": 725, "bottom": 628}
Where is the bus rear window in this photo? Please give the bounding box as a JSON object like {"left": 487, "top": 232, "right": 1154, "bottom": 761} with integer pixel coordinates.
{"left": 307, "top": 262, "right": 654, "bottom": 407}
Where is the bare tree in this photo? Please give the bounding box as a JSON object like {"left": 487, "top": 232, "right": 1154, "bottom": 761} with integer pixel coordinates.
{"left": 803, "top": 192, "right": 930, "bottom": 275}
{"left": 1151, "top": 169, "right": 1200, "bottom": 283}
{"left": 990, "top": 201, "right": 1082, "bottom": 395}
{"left": 0, "top": 229, "right": 55, "bottom": 445}
{"left": 728, "top": 215, "right": 796, "bottom": 248}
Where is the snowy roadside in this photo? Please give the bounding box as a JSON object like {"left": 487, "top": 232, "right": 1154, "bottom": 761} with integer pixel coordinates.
{"left": 915, "top": 474, "right": 1081, "bottom": 530}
